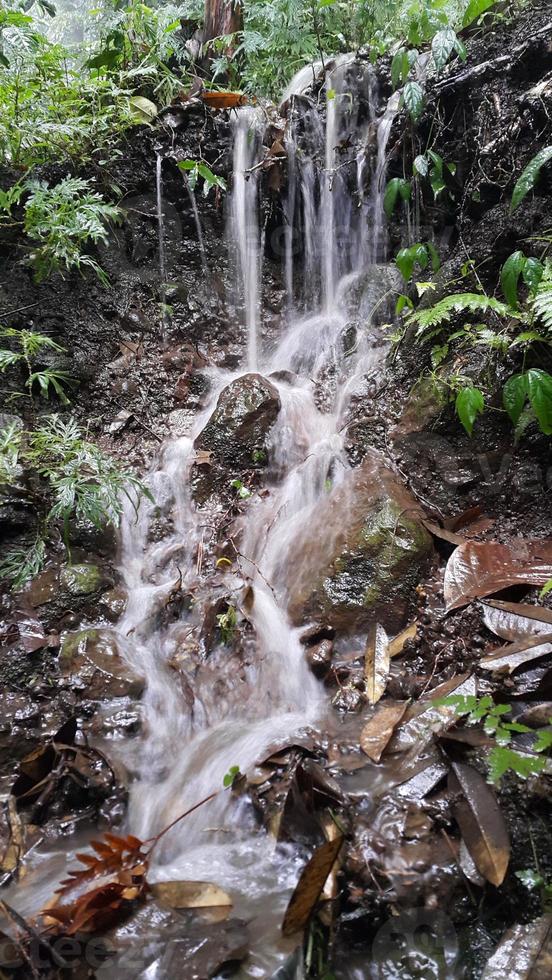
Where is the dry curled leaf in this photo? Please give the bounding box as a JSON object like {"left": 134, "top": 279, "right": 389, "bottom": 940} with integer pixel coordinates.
{"left": 282, "top": 836, "right": 343, "bottom": 937}
{"left": 444, "top": 539, "right": 552, "bottom": 611}
{"left": 360, "top": 701, "right": 409, "bottom": 762}
{"left": 150, "top": 880, "right": 232, "bottom": 911}
{"left": 480, "top": 633, "right": 552, "bottom": 675}
{"left": 389, "top": 621, "right": 418, "bottom": 658}
{"left": 364, "top": 623, "right": 390, "bottom": 705}
{"left": 449, "top": 762, "right": 510, "bottom": 887}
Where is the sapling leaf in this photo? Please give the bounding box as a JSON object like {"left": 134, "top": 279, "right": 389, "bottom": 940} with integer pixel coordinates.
{"left": 503, "top": 373, "right": 528, "bottom": 425}
{"left": 511, "top": 146, "right": 552, "bottom": 211}
{"left": 456, "top": 386, "right": 484, "bottom": 436}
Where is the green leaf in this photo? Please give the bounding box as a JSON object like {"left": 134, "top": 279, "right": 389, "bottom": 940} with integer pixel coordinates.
{"left": 462, "top": 0, "right": 497, "bottom": 28}
{"left": 454, "top": 37, "right": 468, "bottom": 62}
{"left": 384, "top": 178, "right": 411, "bottom": 219}
{"left": 534, "top": 728, "right": 552, "bottom": 753}
{"left": 128, "top": 96, "right": 158, "bottom": 125}
{"left": 511, "top": 146, "right": 552, "bottom": 211}
{"left": 501, "top": 250, "right": 526, "bottom": 309}
{"left": 391, "top": 48, "right": 410, "bottom": 89}
{"left": 395, "top": 242, "right": 430, "bottom": 281}
{"left": 526, "top": 368, "right": 552, "bottom": 435}
{"left": 516, "top": 869, "right": 545, "bottom": 890}
{"left": 456, "top": 386, "right": 484, "bottom": 436}
{"left": 541, "top": 580, "right": 552, "bottom": 598}
{"left": 522, "top": 257, "right": 544, "bottom": 294}
{"left": 403, "top": 81, "right": 424, "bottom": 121}
{"left": 413, "top": 154, "right": 428, "bottom": 177}
{"left": 431, "top": 28, "right": 457, "bottom": 70}
{"left": 488, "top": 746, "right": 546, "bottom": 784}
{"left": 503, "top": 373, "right": 528, "bottom": 425}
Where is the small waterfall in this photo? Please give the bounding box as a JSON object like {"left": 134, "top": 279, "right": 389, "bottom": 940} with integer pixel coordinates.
{"left": 230, "top": 107, "right": 264, "bottom": 371}
{"left": 7, "top": 58, "right": 403, "bottom": 979}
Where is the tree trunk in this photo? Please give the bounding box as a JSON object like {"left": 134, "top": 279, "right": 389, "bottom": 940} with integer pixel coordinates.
{"left": 202, "top": 0, "right": 243, "bottom": 44}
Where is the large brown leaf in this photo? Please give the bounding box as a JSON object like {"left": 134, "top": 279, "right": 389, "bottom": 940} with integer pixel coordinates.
{"left": 482, "top": 600, "right": 552, "bottom": 641}
{"left": 480, "top": 633, "right": 552, "bottom": 675}
{"left": 482, "top": 914, "right": 552, "bottom": 979}
{"left": 360, "top": 701, "right": 409, "bottom": 762}
{"left": 444, "top": 540, "right": 552, "bottom": 611}
{"left": 282, "top": 836, "right": 343, "bottom": 937}
{"left": 449, "top": 762, "right": 510, "bottom": 887}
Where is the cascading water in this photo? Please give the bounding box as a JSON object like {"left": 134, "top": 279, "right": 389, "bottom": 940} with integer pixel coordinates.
{"left": 7, "top": 60, "right": 400, "bottom": 978}
{"left": 230, "top": 107, "right": 265, "bottom": 371}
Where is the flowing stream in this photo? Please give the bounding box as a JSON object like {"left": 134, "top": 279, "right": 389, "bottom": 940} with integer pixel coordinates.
{"left": 9, "top": 62, "right": 400, "bottom": 977}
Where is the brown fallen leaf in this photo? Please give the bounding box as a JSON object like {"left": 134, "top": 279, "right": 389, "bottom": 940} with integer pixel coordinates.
{"left": 150, "top": 880, "right": 232, "bottom": 911}
{"left": 482, "top": 914, "right": 552, "bottom": 979}
{"left": 444, "top": 539, "right": 552, "bottom": 611}
{"left": 364, "top": 624, "right": 390, "bottom": 705}
{"left": 480, "top": 633, "right": 552, "bottom": 675}
{"left": 422, "top": 519, "right": 466, "bottom": 547}
{"left": 201, "top": 91, "right": 248, "bottom": 109}
{"left": 482, "top": 600, "right": 552, "bottom": 642}
{"left": 282, "top": 836, "right": 343, "bottom": 937}
{"left": 360, "top": 701, "right": 409, "bottom": 762}
{"left": 389, "top": 621, "right": 418, "bottom": 658}
{"left": 449, "top": 762, "right": 510, "bottom": 887}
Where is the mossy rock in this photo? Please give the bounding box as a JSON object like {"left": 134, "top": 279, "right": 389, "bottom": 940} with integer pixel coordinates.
{"left": 59, "top": 629, "right": 144, "bottom": 699}
{"left": 287, "top": 453, "right": 433, "bottom": 633}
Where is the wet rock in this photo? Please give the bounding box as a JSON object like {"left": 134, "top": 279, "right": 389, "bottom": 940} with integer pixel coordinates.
{"left": 194, "top": 373, "right": 281, "bottom": 470}
{"left": 390, "top": 378, "right": 448, "bottom": 439}
{"left": 299, "top": 623, "right": 336, "bottom": 646}
{"left": 59, "top": 563, "right": 106, "bottom": 596}
{"left": 99, "top": 587, "right": 128, "bottom": 622}
{"left": 332, "top": 685, "right": 364, "bottom": 712}
{"left": 59, "top": 629, "right": 144, "bottom": 699}
{"left": 287, "top": 452, "right": 433, "bottom": 634}
{"left": 306, "top": 639, "right": 334, "bottom": 679}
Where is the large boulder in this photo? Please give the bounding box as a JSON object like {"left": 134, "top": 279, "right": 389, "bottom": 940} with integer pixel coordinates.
{"left": 286, "top": 453, "right": 433, "bottom": 633}
{"left": 194, "top": 373, "right": 280, "bottom": 468}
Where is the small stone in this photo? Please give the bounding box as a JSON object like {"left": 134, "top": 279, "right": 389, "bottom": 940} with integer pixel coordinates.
{"left": 59, "top": 629, "right": 144, "bottom": 699}
{"left": 306, "top": 639, "right": 334, "bottom": 678}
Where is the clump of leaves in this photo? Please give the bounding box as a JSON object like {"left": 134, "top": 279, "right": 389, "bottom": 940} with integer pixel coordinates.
{"left": 23, "top": 177, "right": 121, "bottom": 283}
{"left": 0, "top": 416, "right": 153, "bottom": 588}
{"left": 178, "top": 159, "right": 226, "bottom": 196}
{"left": 217, "top": 604, "right": 238, "bottom": 645}
{"left": 436, "top": 694, "right": 552, "bottom": 784}
{"left": 0, "top": 327, "right": 75, "bottom": 404}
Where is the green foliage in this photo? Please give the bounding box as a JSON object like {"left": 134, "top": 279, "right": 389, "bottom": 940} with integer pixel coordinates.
{"left": 455, "top": 385, "right": 484, "bottom": 435}
{"left": 231, "top": 478, "right": 252, "bottom": 499}
{"left": 500, "top": 251, "right": 543, "bottom": 309}
{"left": 503, "top": 370, "right": 552, "bottom": 435}
{"left": 462, "top": 0, "right": 497, "bottom": 27}
{"left": 395, "top": 241, "right": 440, "bottom": 281}
{"left": 0, "top": 415, "right": 153, "bottom": 587}
{"left": 414, "top": 149, "right": 457, "bottom": 198}
{"left": 435, "top": 695, "right": 550, "bottom": 784}
{"left": 531, "top": 260, "right": 552, "bottom": 330}
{"left": 511, "top": 146, "right": 552, "bottom": 211}
{"left": 178, "top": 160, "right": 227, "bottom": 197}
{"left": 223, "top": 765, "right": 241, "bottom": 788}
{"left": 407, "top": 292, "right": 513, "bottom": 336}
{"left": 402, "top": 80, "right": 424, "bottom": 120}
{"left": 384, "top": 177, "right": 411, "bottom": 219}
{"left": 23, "top": 177, "right": 121, "bottom": 283}
{"left": 217, "top": 604, "right": 238, "bottom": 644}
{"left": 0, "top": 327, "right": 74, "bottom": 404}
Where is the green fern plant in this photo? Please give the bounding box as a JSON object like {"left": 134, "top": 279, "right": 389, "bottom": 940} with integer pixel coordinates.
{"left": 531, "top": 260, "right": 552, "bottom": 331}
{"left": 407, "top": 292, "right": 518, "bottom": 337}
{"left": 0, "top": 327, "right": 75, "bottom": 404}
{"left": 0, "top": 416, "right": 154, "bottom": 588}
{"left": 23, "top": 178, "right": 121, "bottom": 284}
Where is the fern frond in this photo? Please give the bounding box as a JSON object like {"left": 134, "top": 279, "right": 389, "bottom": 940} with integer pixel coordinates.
{"left": 407, "top": 293, "right": 519, "bottom": 337}
{"left": 531, "top": 261, "right": 552, "bottom": 331}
